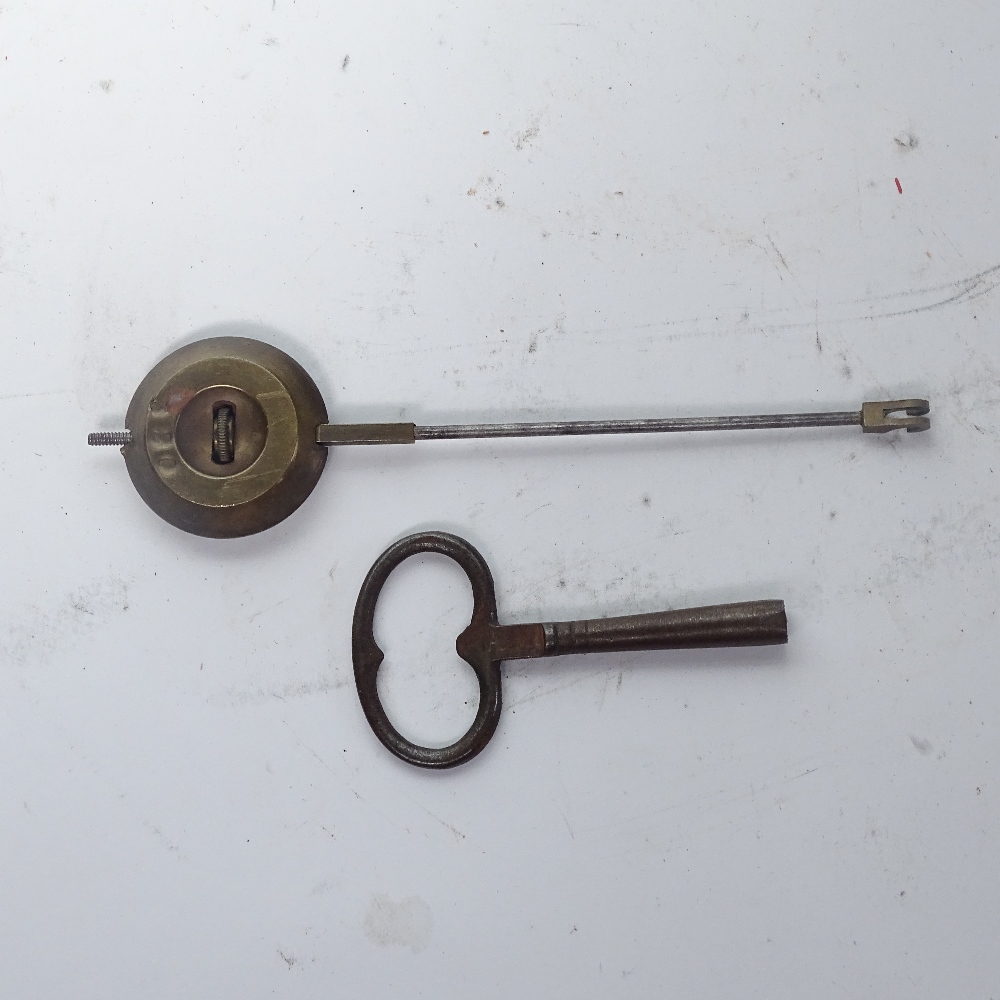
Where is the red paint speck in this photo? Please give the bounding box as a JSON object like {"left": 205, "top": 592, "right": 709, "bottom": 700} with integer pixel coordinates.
{"left": 895, "top": 177, "right": 903, "bottom": 194}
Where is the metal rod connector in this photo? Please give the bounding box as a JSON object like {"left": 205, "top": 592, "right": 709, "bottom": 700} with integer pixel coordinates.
{"left": 860, "top": 400, "right": 930, "bottom": 433}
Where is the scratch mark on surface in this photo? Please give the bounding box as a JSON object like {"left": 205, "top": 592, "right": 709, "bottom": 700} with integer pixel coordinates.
{"left": 560, "top": 809, "right": 576, "bottom": 839}
{"left": 584, "top": 756, "right": 832, "bottom": 840}
{"left": 597, "top": 672, "right": 611, "bottom": 711}
{"left": 845, "top": 263, "right": 1000, "bottom": 320}
{"left": 212, "top": 676, "right": 341, "bottom": 707}
{"left": 407, "top": 798, "right": 466, "bottom": 841}
{"left": 514, "top": 112, "right": 543, "bottom": 150}
{"left": 248, "top": 598, "right": 290, "bottom": 623}
{"left": 3, "top": 576, "right": 130, "bottom": 667}
{"left": 0, "top": 389, "right": 72, "bottom": 403}
{"left": 766, "top": 235, "right": 789, "bottom": 271}
{"left": 507, "top": 668, "right": 605, "bottom": 708}
{"left": 144, "top": 820, "right": 181, "bottom": 857}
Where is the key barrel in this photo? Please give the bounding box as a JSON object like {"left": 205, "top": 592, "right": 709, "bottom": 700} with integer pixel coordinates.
{"left": 541, "top": 601, "right": 787, "bottom": 656}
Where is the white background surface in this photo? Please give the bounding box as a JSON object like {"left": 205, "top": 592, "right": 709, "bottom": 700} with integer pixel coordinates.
{"left": 2, "top": 2, "right": 999, "bottom": 997}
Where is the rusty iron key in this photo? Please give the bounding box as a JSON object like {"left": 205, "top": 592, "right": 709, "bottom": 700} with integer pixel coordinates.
{"left": 352, "top": 531, "right": 788, "bottom": 768}
{"left": 88, "top": 336, "right": 931, "bottom": 538}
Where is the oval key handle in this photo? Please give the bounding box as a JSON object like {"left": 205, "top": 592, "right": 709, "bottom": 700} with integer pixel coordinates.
{"left": 353, "top": 532, "right": 504, "bottom": 769}
{"left": 352, "top": 531, "right": 788, "bottom": 769}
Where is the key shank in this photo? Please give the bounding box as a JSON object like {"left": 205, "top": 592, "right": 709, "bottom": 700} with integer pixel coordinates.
{"left": 470, "top": 600, "right": 787, "bottom": 662}
{"left": 541, "top": 600, "right": 787, "bottom": 655}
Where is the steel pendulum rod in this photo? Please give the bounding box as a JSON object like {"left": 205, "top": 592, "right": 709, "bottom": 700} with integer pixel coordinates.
{"left": 314, "top": 399, "right": 930, "bottom": 446}
{"left": 413, "top": 410, "right": 861, "bottom": 439}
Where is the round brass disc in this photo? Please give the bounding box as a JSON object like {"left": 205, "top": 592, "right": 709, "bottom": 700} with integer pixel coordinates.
{"left": 122, "top": 336, "right": 328, "bottom": 538}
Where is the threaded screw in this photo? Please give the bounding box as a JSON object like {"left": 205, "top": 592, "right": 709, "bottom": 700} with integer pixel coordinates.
{"left": 212, "top": 404, "right": 235, "bottom": 464}
{"left": 88, "top": 430, "right": 133, "bottom": 446}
